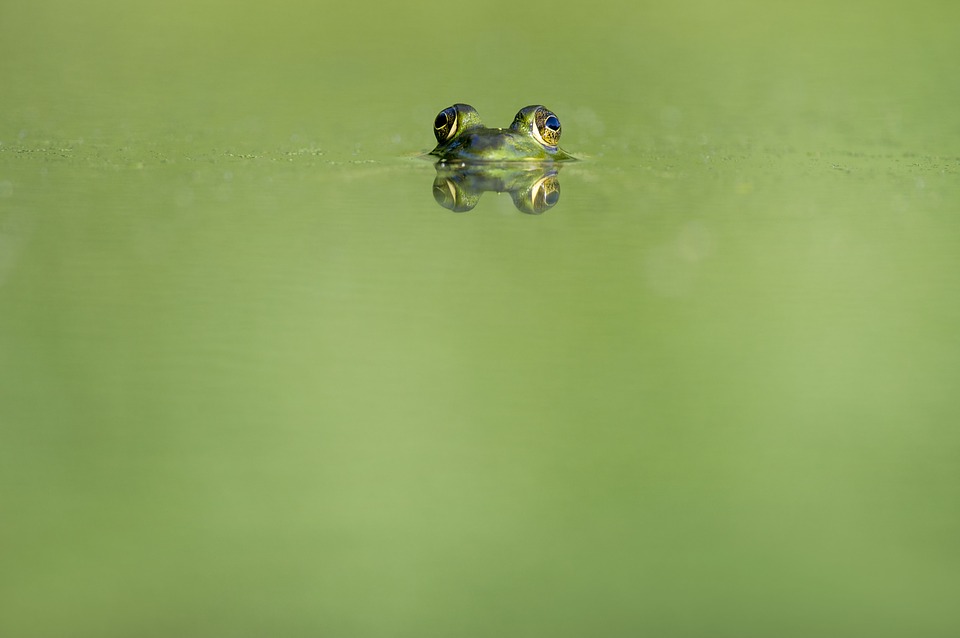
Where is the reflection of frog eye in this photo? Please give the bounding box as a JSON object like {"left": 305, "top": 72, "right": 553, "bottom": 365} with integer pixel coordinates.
{"left": 533, "top": 108, "right": 562, "bottom": 147}
{"left": 434, "top": 106, "right": 458, "bottom": 143}
{"left": 514, "top": 172, "right": 561, "bottom": 214}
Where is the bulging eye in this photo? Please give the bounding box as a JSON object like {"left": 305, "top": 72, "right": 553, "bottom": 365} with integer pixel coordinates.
{"left": 545, "top": 115, "right": 560, "bottom": 135}
{"left": 434, "top": 106, "right": 458, "bottom": 143}
{"left": 533, "top": 108, "right": 561, "bottom": 147}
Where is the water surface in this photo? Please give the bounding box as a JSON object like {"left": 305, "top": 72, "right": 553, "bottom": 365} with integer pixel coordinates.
{"left": 2, "top": 1, "right": 959, "bottom": 636}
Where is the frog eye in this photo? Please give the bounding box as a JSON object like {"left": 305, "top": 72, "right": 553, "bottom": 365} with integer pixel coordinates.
{"left": 434, "top": 106, "right": 458, "bottom": 143}
{"left": 533, "top": 108, "right": 561, "bottom": 147}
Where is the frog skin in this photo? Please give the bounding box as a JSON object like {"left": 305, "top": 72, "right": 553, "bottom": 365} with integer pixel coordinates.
{"left": 430, "top": 104, "right": 575, "bottom": 162}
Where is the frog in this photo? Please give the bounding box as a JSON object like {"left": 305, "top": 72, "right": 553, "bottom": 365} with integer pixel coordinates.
{"left": 429, "top": 104, "right": 575, "bottom": 162}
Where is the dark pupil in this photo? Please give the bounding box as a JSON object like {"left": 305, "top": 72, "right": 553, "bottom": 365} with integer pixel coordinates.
{"left": 545, "top": 115, "right": 560, "bottom": 131}
{"left": 435, "top": 111, "right": 451, "bottom": 129}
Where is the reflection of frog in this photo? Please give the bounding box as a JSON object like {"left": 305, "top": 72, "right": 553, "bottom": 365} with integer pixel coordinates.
{"left": 430, "top": 104, "right": 575, "bottom": 162}
{"left": 432, "top": 163, "right": 563, "bottom": 214}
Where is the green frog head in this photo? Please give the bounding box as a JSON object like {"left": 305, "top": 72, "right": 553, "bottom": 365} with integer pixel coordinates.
{"left": 430, "top": 103, "right": 575, "bottom": 162}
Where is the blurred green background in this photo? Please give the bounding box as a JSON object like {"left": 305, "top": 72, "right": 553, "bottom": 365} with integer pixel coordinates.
{"left": 2, "top": 0, "right": 959, "bottom": 636}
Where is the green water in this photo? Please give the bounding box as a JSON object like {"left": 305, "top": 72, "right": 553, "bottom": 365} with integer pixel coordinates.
{"left": 3, "top": 1, "right": 959, "bottom": 636}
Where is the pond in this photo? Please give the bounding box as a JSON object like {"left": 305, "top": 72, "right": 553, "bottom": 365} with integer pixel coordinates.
{"left": 2, "top": 1, "right": 959, "bottom": 636}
